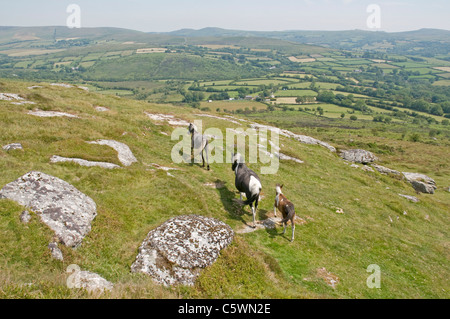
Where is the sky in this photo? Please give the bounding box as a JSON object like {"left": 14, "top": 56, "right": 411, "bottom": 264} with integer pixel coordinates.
{"left": 1, "top": 0, "right": 449, "bottom": 33}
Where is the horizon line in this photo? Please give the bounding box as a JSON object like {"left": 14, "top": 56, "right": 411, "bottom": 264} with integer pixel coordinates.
{"left": 1, "top": 25, "right": 449, "bottom": 34}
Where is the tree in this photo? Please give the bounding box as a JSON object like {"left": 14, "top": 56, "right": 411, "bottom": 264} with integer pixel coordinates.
{"left": 373, "top": 115, "right": 384, "bottom": 122}
{"left": 341, "top": 98, "right": 353, "bottom": 108}
{"left": 350, "top": 115, "right": 358, "bottom": 121}
{"left": 411, "top": 99, "right": 430, "bottom": 113}
{"left": 354, "top": 99, "right": 368, "bottom": 112}
{"left": 441, "top": 101, "right": 450, "bottom": 114}
{"left": 340, "top": 113, "right": 345, "bottom": 119}
{"left": 409, "top": 133, "right": 420, "bottom": 142}
{"left": 296, "top": 96, "right": 305, "bottom": 104}
{"left": 316, "top": 90, "right": 335, "bottom": 103}
{"left": 317, "top": 106, "right": 324, "bottom": 116}
{"left": 237, "top": 87, "right": 249, "bottom": 99}
{"left": 430, "top": 105, "right": 444, "bottom": 116}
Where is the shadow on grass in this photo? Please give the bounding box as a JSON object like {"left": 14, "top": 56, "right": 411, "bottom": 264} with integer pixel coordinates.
{"left": 216, "top": 181, "right": 289, "bottom": 238}
{"left": 216, "top": 179, "right": 246, "bottom": 225}
{"left": 216, "top": 178, "right": 270, "bottom": 228}
{"left": 183, "top": 152, "right": 208, "bottom": 170}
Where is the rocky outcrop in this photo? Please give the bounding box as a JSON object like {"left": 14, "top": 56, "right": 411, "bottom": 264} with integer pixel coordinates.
{"left": 2, "top": 143, "right": 23, "bottom": 151}
{"left": 50, "top": 83, "right": 74, "bottom": 88}
{"left": 48, "top": 242, "right": 64, "bottom": 261}
{"left": 371, "top": 165, "right": 436, "bottom": 194}
{"left": 0, "top": 93, "right": 24, "bottom": 101}
{"left": 361, "top": 165, "right": 374, "bottom": 172}
{"left": 195, "top": 113, "right": 242, "bottom": 125}
{"left": 371, "top": 164, "right": 402, "bottom": 177}
{"left": 131, "top": 215, "right": 234, "bottom": 286}
{"left": 0, "top": 171, "right": 97, "bottom": 247}
{"left": 87, "top": 140, "right": 137, "bottom": 167}
{"left": 289, "top": 133, "right": 336, "bottom": 153}
{"left": 250, "top": 123, "right": 336, "bottom": 152}
{"left": 145, "top": 112, "right": 190, "bottom": 126}
{"left": 340, "top": 149, "right": 378, "bottom": 164}
{"left": 277, "top": 152, "right": 304, "bottom": 164}
{"left": 66, "top": 265, "right": 113, "bottom": 293}
{"left": 398, "top": 194, "right": 419, "bottom": 203}
{"left": 94, "top": 106, "right": 109, "bottom": 112}
{"left": 257, "top": 145, "right": 304, "bottom": 164}
{"left": 70, "top": 271, "right": 113, "bottom": 293}
{"left": 50, "top": 155, "right": 120, "bottom": 169}
{"left": 402, "top": 172, "right": 437, "bottom": 194}
{"left": 28, "top": 110, "right": 79, "bottom": 118}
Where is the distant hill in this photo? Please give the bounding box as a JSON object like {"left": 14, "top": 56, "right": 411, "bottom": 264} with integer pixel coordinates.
{"left": 0, "top": 25, "right": 327, "bottom": 55}
{"left": 168, "top": 27, "right": 450, "bottom": 42}
{"left": 0, "top": 26, "right": 145, "bottom": 43}
{"left": 168, "top": 27, "right": 450, "bottom": 55}
{"left": 0, "top": 26, "right": 193, "bottom": 49}
{"left": 391, "top": 28, "right": 450, "bottom": 41}
{"left": 1, "top": 25, "right": 448, "bottom": 56}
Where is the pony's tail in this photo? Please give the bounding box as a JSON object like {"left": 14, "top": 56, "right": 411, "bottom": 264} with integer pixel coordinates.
{"left": 238, "top": 191, "right": 260, "bottom": 206}
{"left": 280, "top": 204, "right": 295, "bottom": 224}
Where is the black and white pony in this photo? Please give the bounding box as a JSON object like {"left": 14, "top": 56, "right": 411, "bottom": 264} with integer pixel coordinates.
{"left": 231, "top": 153, "right": 262, "bottom": 228}
{"left": 188, "top": 123, "right": 210, "bottom": 170}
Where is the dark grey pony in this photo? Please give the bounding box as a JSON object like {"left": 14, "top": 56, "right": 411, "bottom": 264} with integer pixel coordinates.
{"left": 231, "top": 153, "right": 262, "bottom": 228}
{"left": 188, "top": 123, "right": 210, "bottom": 170}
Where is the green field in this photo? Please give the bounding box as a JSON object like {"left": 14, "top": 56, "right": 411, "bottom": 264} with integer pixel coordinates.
{"left": 233, "top": 79, "right": 292, "bottom": 86}
{"left": 275, "top": 89, "right": 318, "bottom": 97}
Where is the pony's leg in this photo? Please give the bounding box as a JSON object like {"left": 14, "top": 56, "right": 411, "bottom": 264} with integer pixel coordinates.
{"left": 240, "top": 193, "right": 244, "bottom": 201}
{"left": 273, "top": 204, "right": 277, "bottom": 217}
{"left": 291, "top": 221, "right": 295, "bottom": 242}
{"left": 204, "top": 143, "right": 210, "bottom": 170}
{"left": 201, "top": 151, "right": 205, "bottom": 167}
{"left": 282, "top": 222, "right": 287, "bottom": 235}
{"left": 190, "top": 135, "right": 194, "bottom": 162}
{"left": 250, "top": 203, "right": 256, "bottom": 228}
{"left": 252, "top": 197, "right": 259, "bottom": 228}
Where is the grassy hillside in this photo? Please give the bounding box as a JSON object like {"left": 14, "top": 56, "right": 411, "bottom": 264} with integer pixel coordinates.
{"left": 84, "top": 53, "right": 265, "bottom": 81}
{"left": 0, "top": 79, "right": 449, "bottom": 298}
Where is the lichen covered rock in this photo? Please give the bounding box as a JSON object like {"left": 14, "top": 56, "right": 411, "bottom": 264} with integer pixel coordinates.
{"left": 0, "top": 171, "right": 97, "bottom": 247}
{"left": 402, "top": 172, "right": 437, "bottom": 194}
{"left": 131, "top": 214, "right": 234, "bottom": 286}
{"left": 340, "top": 149, "right": 378, "bottom": 164}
